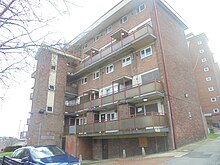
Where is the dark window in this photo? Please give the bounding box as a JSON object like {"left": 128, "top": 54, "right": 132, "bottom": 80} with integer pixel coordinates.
{"left": 145, "top": 104, "right": 158, "bottom": 113}
{"left": 51, "top": 65, "right": 56, "bottom": 70}
{"left": 47, "top": 106, "right": 53, "bottom": 112}
{"left": 48, "top": 85, "right": 55, "bottom": 90}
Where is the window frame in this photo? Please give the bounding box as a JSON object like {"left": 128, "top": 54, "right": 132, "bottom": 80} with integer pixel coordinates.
{"left": 46, "top": 106, "right": 53, "bottom": 112}
{"left": 203, "top": 67, "right": 209, "bottom": 72}
{"left": 48, "top": 85, "right": 55, "bottom": 91}
{"left": 213, "top": 108, "right": 219, "bottom": 113}
{"left": 206, "top": 77, "right": 212, "bottom": 81}
{"left": 197, "top": 41, "right": 202, "bottom": 45}
{"left": 136, "top": 3, "right": 146, "bottom": 13}
{"left": 106, "top": 64, "right": 114, "bottom": 74}
{"left": 201, "top": 58, "right": 207, "bottom": 62}
{"left": 93, "top": 70, "right": 100, "bottom": 80}
{"left": 81, "top": 77, "right": 87, "bottom": 84}
{"left": 210, "top": 97, "right": 217, "bottom": 102}
{"left": 122, "top": 56, "right": 132, "bottom": 67}
{"left": 208, "top": 87, "right": 214, "bottom": 92}
{"left": 140, "top": 46, "right": 152, "bottom": 59}
{"left": 106, "top": 26, "right": 112, "bottom": 34}
{"left": 199, "top": 49, "right": 205, "bottom": 53}
{"left": 93, "top": 35, "right": 100, "bottom": 42}
{"left": 120, "top": 15, "right": 128, "bottom": 24}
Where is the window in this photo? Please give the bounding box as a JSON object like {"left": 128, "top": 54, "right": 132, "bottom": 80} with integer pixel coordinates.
{"left": 51, "top": 65, "right": 56, "bottom": 70}
{"left": 211, "top": 97, "right": 217, "bottom": 102}
{"left": 93, "top": 71, "right": 100, "bottom": 80}
{"left": 213, "top": 108, "right": 219, "bottom": 113}
{"left": 201, "top": 58, "right": 207, "bottom": 62}
{"left": 122, "top": 56, "right": 131, "bottom": 67}
{"left": 106, "top": 88, "right": 112, "bottom": 95}
{"left": 208, "top": 87, "right": 214, "bottom": 92}
{"left": 120, "top": 15, "right": 128, "bottom": 24}
{"left": 47, "top": 106, "right": 53, "bottom": 112}
{"left": 76, "top": 118, "right": 86, "bottom": 125}
{"left": 199, "top": 49, "right": 204, "bottom": 53}
{"left": 136, "top": 106, "right": 144, "bottom": 115}
{"left": 140, "top": 46, "right": 152, "bottom": 59}
{"left": 48, "top": 85, "right": 55, "bottom": 91}
{"left": 106, "top": 26, "right": 112, "bottom": 34}
{"left": 81, "top": 77, "right": 87, "bottom": 84}
{"left": 83, "top": 43, "right": 88, "bottom": 49}
{"left": 206, "top": 77, "right": 212, "bottom": 81}
{"left": 93, "top": 35, "right": 99, "bottom": 42}
{"left": 136, "top": 4, "right": 146, "bottom": 13}
{"left": 197, "top": 41, "right": 202, "bottom": 45}
{"left": 106, "top": 64, "right": 114, "bottom": 74}
{"left": 203, "top": 67, "right": 209, "bottom": 72}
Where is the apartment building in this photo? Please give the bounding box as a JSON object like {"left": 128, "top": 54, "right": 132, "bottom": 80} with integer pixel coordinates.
{"left": 28, "top": 0, "right": 207, "bottom": 160}
{"left": 187, "top": 33, "right": 220, "bottom": 127}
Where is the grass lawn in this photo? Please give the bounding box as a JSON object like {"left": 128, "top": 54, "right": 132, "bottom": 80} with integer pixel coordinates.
{"left": 208, "top": 133, "right": 220, "bottom": 139}
{"left": 0, "top": 152, "right": 12, "bottom": 157}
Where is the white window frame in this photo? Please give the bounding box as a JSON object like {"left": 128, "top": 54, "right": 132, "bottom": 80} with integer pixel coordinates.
{"left": 140, "top": 46, "right": 152, "bottom": 59}
{"left": 81, "top": 77, "right": 87, "bottom": 84}
{"left": 105, "top": 88, "right": 112, "bottom": 96}
{"left": 106, "top": 26, "right": 112, "bottom": 34}
{"left": 197, "top": 41, "right": 202, "bottom": 45}
{"left": 51, "top": 65, "right": 56, "bottom": 70}
{"left": 206, "top": 77, "right": 212, "bottom": 81}
{"left": 136, "top": 4, "right": 146, "bottom": 13}
{"left": 213, "top": 108, "right": 219, "bottom": 113}
{"left": 208, "top": 87, "right": 214, "bottom": 92}
{"left": 120, "top": 15, "right": 128, "bottom": 24}
{"left": 106, "top": 64, "right": 114, "bottom": 74}
{"left": 93, "top": 35, "right": 99, "bottom": 42}
{"left": 199, "top": 49, "right": 204, "bottom": 53}
{"left": 48, "top": 85, "right": 55, "bottom": 91}
{"left": 211, "top": 97, "right": 217, "bottom": 102}
{"left": 46, "top": 106, "right": 53, "bottom": 112}
{"left": 203, "top": 67, "right": 209, "bottom": 72}
{"left": 201, "top": 58, "right": 207, "bottom": 62}
{"left": 75, "top": 117, "right": 87, "bottom": 125}
{"left": 122, "top": 56, "right": 131, "bottom": 67}
{"left": 93, "top": 71, "right": 100, "bottom": 80}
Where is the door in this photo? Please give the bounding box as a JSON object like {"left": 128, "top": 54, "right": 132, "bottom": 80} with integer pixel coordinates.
{"left": 102, "top": 139, "right": 108, "bottom": 159}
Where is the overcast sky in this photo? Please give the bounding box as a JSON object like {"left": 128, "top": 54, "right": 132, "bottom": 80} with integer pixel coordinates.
{"left": 0, "top": 0, "right": 219, "bottom": 138}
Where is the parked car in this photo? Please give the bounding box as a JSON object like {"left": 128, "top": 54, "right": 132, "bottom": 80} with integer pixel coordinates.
{"left": 10, "top": 145, "right": 81, "bottom": 165}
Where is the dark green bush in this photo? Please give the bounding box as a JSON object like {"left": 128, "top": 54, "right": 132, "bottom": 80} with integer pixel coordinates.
{"left": 3, "top": 146, "right": 22, "bottom": 152}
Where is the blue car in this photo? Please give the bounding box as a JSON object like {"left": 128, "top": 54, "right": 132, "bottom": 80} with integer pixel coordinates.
{"left": 11, "top": 145, "right": 81, "bottom": 165}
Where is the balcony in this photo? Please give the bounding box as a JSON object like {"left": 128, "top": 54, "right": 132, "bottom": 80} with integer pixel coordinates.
{"left": 64, "top": 112, "right": 168, "bottom": 136}
{"left": 31, "top": 71, "right": 36, "bottom": 78}
{"left": 65, "top": 85, "right": 78, "bottom": 99}
{"left": 72, "top": 80, "right": 163, "bottom": 112}
{"left": 73, "top": 24, "right": 156, "bottom": 78}
{"left": 30, "top": 93, "right": 33, "bottom": 100}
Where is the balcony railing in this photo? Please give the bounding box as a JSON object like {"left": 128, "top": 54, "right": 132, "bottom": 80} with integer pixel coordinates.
{"left": 72, "top": 80, "right": 163, "bottom": 112}
{"left": 73, "top": 24, "right": 156, "bottom": 75}
{"left": 64, "top": 112, "right": 168, "bottom": 136}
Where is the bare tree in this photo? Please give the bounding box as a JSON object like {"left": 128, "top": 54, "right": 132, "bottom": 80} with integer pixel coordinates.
{"left": 0, "top": 0, "right": 74, "bottom": 94}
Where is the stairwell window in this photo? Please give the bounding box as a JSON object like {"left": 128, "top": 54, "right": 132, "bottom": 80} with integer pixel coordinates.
{"left": 51, "top": 65, "right": 56, "bottom": 70}
{"left": 201, "top": 58, "right": 207, "bottom": 62}
{"left": 122, "top": 56, "right": 131, "bottom": 67}
{"left": 213, "top": 108, "right": 219, "bottom": 113}
{"left": 81, "top": 77, "right": 87, "bottom": 84}
{"left": 93, "top": 71, "right": 100, "bottom": 80}
{"left": 197, "top": 41, "right": 202, "bottom": 45}
{"left": 199, "top": 49, "right": 204, "bottom": 53}
{"left": 106, "top": 26, "right": 112, "bottom": 34}
{"left": 210, "top": 97, "right": 217, "bottom": 102}
{"left": 48, "top": 85, "right": 55, "bottom": 91}
{"left": 206, "top": 77, "right": 212, "bottom": 81}
{"left": 203, "top": 67, "right": 209, "bottom": 72}
{"left": 93, "top": 35, "right": 100, "bottom": 42}
{"left": 47, "top": 106, "right": 53, "bottom": 112}
{"left": 120, "top": 15, "right": 128, "bottom": 24}
{"left": 140, "top": 46, "right": 152, "bottom": 59}
{"left": 106, "top": 64, "right": 114, "bottom": 74}
{"left": 208, "top": 87, "right": 214, "bottom": 92}
{"left": 136, "top": 4, "right": 146, "bottom": 13}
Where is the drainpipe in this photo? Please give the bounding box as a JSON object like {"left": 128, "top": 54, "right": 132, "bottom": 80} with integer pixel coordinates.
{"left": 153, "top": 0, "right": 176, "bottom": 149}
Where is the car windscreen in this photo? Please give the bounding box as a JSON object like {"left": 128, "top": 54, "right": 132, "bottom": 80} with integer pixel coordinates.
{"left": 31, "top": 146, "right": 65, "bottom": 159}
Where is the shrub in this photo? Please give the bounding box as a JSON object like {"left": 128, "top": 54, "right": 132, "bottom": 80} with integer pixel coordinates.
{"left": 3, "top": 146, "right": 22, "bottom": 152}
